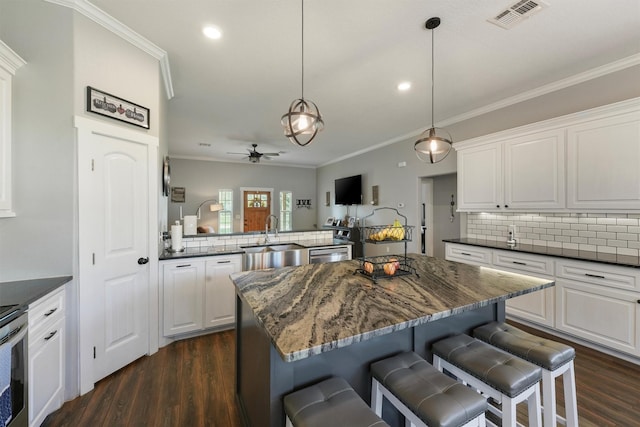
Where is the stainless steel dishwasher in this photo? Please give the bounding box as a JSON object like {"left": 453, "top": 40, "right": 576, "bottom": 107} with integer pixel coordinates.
{"left": 308, "top": 246, "right": 350, "bottom": 264}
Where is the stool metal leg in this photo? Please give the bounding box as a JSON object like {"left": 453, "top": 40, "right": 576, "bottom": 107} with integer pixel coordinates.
{"left": 542, "top": 360, "right": 579, "bottom": 427}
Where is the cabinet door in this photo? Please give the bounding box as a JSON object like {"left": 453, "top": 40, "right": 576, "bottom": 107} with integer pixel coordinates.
{"left": 205, "top": 255, "right": 242, "bottom": 328}
{"left": 567, "top": 110, "right": 640, "bottom": 209}
{"left": 555, "top": 278, "right": 639, "bottom": 356}
{"left": 504, "top": 129, "right": 565, "bottom": 210}
{"left": 29, "top": 317, "right": 65, "bottom": 427}
{"left": 457, "top": 144, "right": 502, "bottom": 211}
{"left": 163, "top": 261, "right": 205, "bottom": 336}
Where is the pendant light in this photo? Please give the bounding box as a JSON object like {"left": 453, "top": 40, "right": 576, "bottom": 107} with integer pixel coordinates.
{"left": 414, "top": 17, "right": 452, "bottom": 163}
{"left": 281, "top": 0, "right": 324, "bottom": 147}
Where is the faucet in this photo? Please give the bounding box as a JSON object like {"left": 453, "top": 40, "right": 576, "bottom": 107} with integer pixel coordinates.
{"left": 264, "top": 214, "right": 279, "bottom": 243}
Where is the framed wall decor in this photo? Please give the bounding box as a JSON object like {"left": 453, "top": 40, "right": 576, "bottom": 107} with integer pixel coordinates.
{"left": 325, "top": 217, "right": 334, "bottom": 226}
{"left": 86, "top": 86, "right": 150, "bottom": 129}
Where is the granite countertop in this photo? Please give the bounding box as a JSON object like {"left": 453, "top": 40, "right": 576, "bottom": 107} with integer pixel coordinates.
{"left": 231, "top": 254, "right": 553, "bottom": 362}
{"left": 159, "top": 238, "right": 351, "bottom": 260}
{"left": 0, "top": 276, "right": 71, "bottom": 323}
{"left": 444, "top": 238, "right": 640, "bottom": 268}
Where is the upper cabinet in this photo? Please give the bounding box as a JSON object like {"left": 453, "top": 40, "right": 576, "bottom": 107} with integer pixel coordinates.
{"left": 567, "top": 111, "right": 640, "bottom": 210}
{"left": 0, "top": 40, "right": 26, "bottom": 218}
{"left": 457, "top": 128, "right": 565, "bottom": 211}
{"left": 456, "top": 97, "right": 640, "bottom": 212}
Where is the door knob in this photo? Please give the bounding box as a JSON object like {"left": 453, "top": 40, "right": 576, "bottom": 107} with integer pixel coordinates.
{"left": 137, "top": 257, "right": 149, "bottom": 265}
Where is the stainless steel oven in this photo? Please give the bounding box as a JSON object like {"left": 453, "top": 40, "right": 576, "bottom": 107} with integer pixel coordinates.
{"left": 309, "top": 246, "right": 350, "bottom": 264}
{"left": 0, "top": 311, "right": 28, "bottom": 427}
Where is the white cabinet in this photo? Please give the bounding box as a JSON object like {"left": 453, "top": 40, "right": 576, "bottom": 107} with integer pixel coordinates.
{"left": 445, "top": 243, "right": 492, "bottom": 267}
{"left": 0, "top": 41, "right": 26, "bottom": 218}
{"left": 162, "top": 254, "right": 242, "bottom": 337}
{"left": 492, "top": 250, "right": 555, "bottom": 327}
{"left": 567, "top": 109, "right": 640, "bottom": 210}
{"left": 456, "top": 129, "right": 565, "bottom": 211}
{"left": 205, "top": 255, "right": 242, "bottom": 329}
{"left": 163, "top": 259, "right": 205, "bottom": 336}
{"left": 555, "top": 260, "right": 640, "bottom": 357}
{"left": 28, "top": 287, "right": 65, "bottom": 427}
{"left": 457, "top": 144, "right": 502, "bottom": 211}
{"left": 503, "top": 130, "right": 565, "bottom": 210}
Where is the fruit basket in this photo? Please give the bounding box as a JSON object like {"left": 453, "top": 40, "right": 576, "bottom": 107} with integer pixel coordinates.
{"left": 356, "top": 207, "right": 419, "bottom": 283}
{"left": 363, "top": 224, "right": 414, "bottom": 243}
{"left": 358, "top": 255, "right": 415, "bottom": 282}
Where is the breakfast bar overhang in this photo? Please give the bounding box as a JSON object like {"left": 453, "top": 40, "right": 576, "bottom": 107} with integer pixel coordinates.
{"left": 231, "top": 255, "right": 554, "bottom": 427}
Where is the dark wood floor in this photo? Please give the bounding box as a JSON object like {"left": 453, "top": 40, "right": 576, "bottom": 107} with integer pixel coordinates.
{"left": 43, "top": 323, "right": 639, "bottom": 427}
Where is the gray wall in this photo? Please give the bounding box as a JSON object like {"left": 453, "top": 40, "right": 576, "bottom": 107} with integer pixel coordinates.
{"left": 0, "top": 0, "right": 166, "bottom": 400}
{"left": 431, "top": 173, "right": 460, "bottom": 259}
{"left": 317, "top": 64, "right": 640, "bottom": 258}
{"left": 0, "top": 1, "right": 75, "bottom": 281}
{"left": 168, "top": 158, "right": 317, "bottom": 232}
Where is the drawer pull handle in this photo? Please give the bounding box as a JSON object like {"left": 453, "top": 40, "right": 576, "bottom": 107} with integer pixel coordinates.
{"left": 512, "top": 261, "right": 527, "bottom": 266}
{"left": 460, "top": 252, "right": 471, "bottom": 256}
{"left": 217, "top": 260, "right": 231, "bottom": 264}
{"left": 44, "top": 308, "right": 58, "bottom": 317}
{"left": 44, "top": 330, "right": 57, "bottom": 341}
{"left": 585, "top": 273, "right": 605, "bottom": 279}
{"left": 176, "top": 264, "right": 191, "bottom": 268}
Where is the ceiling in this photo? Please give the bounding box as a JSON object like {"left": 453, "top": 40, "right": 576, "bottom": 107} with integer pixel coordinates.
{"left": 89, "top": 0, "right": 640, "bottom": 168}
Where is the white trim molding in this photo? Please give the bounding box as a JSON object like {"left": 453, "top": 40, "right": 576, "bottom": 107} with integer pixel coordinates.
{"left": 0, "top": 40, "right": 27, "bottom": 75}
{"left": 44, "top": 0, "right": 175, "bottom": 100}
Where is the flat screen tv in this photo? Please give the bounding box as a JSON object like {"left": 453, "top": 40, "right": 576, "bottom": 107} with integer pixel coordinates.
{"left": 335, "top": 174, "right": 362, "bottom": 205}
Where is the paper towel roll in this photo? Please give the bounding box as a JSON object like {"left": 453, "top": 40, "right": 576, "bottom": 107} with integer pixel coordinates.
{"left": 171, "top": 222, "right": 183, "bottom": 251}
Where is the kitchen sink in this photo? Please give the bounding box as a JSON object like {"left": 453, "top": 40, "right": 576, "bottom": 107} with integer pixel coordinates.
{"left": 241, "top": 243, "right": 308, "bottom": 270}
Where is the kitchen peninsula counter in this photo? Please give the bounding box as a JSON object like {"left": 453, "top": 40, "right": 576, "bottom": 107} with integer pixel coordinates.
{"left": 232, "top": 254, "right": 553, "bottom": 427}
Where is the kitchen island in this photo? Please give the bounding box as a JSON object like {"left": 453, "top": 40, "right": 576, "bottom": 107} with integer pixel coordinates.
{"left": 231, "top": 254, "right": 554, "bottom": 427}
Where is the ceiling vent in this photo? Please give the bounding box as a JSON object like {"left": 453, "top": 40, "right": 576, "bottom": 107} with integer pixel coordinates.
{"left": 488, "top": 0, "right": 549, "bottom": 29}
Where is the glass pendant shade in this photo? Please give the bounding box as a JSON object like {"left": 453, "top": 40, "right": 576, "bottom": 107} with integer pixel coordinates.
{"left": 415, "top": 17, "right": 452, "bottom": 164}
{"left": 281, "top": 98, "right": 324, "bottom": 147}
{"left": 414, "top": 126, "right": 452, "bottom": 163}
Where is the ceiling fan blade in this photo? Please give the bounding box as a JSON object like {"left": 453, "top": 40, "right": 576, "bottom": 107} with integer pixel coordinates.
{"left": 262, "top": 152, "right": 280, "bottom": 156}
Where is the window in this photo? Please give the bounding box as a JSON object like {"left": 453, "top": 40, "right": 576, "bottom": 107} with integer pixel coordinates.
{"left": 218, "top": 189, "right": 233, "bottom": 233}
{"left": 280, "top": 191, "right": 292, "bottom": 231}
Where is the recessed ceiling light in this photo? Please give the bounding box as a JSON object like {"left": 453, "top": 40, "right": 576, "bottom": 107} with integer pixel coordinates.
{"left": 203, "top": 26, "right": 222, "bottom": 40}
{"left": 198, "top": 142, "right": 211, "bottom": 147}
{"left": 397, "top": 82, "right": 411, "bottom": 91}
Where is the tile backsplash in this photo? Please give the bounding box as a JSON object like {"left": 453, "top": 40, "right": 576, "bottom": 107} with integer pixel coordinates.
{"left": 466, "top": 212, "right": 640, "bottom": 256}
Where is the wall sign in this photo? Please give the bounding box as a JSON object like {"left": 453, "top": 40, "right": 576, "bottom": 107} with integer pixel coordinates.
{"left": 296, "top": 199, "right": 312, "bottom": 209}
{"left": 86, "top": 86, "right": 150, "bottom": 129}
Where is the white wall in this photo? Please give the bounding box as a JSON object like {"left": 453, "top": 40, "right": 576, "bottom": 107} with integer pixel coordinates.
{"left": 168, "top": 158, "right": 317, "bottom": 232}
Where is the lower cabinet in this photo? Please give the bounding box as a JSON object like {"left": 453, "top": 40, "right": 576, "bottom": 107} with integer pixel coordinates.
{"left": 445, "top": 242, "right": 640, "bottom": 359}
{"left": 162, "top": 254, "right": 241, "bottom": 337}
{"left": 28, "top": 287, "right": 65, "bottom": 427}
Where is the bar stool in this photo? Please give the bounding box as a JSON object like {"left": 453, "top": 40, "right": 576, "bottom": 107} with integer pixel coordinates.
{"left": 370, "top": 351, "right": 488, "bottom": 427}
{"left": 473, "top": 322, "right": 578, "bottom": 427}
{"left": 432, "top": 334, "right": 543, "bottom": 427}
{"left": 283, "top": 377, "right": 389, "bottom": 427}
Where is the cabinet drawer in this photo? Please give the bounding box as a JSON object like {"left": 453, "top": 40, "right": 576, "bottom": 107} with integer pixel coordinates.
{"left": 493, "top": 250, "right": 554, "bottom": 278}
{"left": 29, "top": 287, "right": 65, "bottom": 336}
{"left": 445, "top": 243, "right": 492, "bottom": 266}
{"left": 556, "top": 259, "right": 639, "bottom": 291}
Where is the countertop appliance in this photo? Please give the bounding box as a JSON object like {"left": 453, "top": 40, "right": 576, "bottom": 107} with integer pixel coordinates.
{"left": 0, "top": 311, "right": 28, "bottom": 427}
{"left": 308, "top": 246, "right": 350, "bottom": 264}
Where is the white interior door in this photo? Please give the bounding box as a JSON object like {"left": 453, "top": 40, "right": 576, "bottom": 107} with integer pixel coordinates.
{"left": 77, "top": 117, "right": 157, "bottom": 393}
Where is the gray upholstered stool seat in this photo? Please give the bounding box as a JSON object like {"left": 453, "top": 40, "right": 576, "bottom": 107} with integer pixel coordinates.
{"left": 370, "top": 351, "right": 487, "bottom": 427}
{"left": 283, "top": 377, "right": 389, "bottom": 427}
{"left": 473, "top": 322, "right": 578, "bottom": 427}
{"left": 432, "top": 334, "right": 543, "bottom": 427}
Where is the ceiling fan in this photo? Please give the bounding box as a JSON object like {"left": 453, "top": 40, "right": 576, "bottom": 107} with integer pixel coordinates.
{"left": 227, "top": 143, "right": 281, "bottom": 163}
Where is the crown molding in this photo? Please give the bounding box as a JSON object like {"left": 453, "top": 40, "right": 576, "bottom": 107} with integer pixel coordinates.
{"left": 0, "top": 40, "right": 27, "bottom": 75}
{"left": 320, "top": 54, "right": 640, "bottom": 167}
{"left": 44, "top": 0, "right": 174, "bottom": 99}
